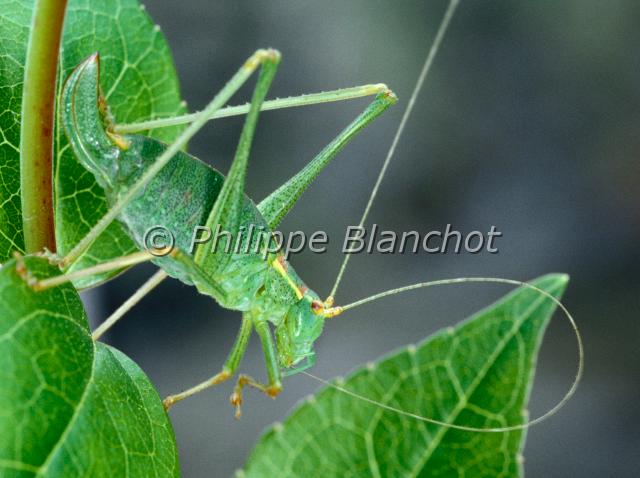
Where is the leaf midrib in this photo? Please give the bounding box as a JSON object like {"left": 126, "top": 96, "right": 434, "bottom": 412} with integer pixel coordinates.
{"left": 35, "top": 339, "right": 96, "bottom": 476}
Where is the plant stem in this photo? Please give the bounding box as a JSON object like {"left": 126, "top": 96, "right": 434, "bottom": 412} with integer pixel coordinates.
{"left": 20, "top": 0, "right": 68, "bottom": 254}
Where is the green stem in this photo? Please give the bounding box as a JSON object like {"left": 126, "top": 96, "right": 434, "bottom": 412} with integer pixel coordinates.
{"left": 20, "top": 0, "right": 68, "bottom": 254}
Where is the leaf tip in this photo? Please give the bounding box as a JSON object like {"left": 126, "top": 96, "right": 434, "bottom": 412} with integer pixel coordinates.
{"left": 536, "top": 272, "right": 570, "bottom": 297}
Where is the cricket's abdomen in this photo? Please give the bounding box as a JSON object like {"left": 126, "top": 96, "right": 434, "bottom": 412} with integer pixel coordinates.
{"left": 112, "top": 136, "right": 219, "bottom": 251}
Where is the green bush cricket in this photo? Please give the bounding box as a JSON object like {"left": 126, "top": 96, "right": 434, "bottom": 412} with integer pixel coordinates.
{"left": 24, "top": 47, "right": 398, "bottom": 415}
{"left": 16, "top": 0, "right": 582, "bottom": 430}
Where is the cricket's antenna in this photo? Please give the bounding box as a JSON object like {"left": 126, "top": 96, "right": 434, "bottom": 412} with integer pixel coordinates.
{"left": 308, "top": 276, "right": 583, "bottom": 433}
{"left": 328, "top": 0, "right": 460, "bottom": 301}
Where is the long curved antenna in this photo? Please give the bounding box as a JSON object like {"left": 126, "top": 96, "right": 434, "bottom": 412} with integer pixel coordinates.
{"left": 328, "top": 0, "right": 460, "bottom": 301}
{"left": 312, "top": 277, "right": 583, "bottom": 433}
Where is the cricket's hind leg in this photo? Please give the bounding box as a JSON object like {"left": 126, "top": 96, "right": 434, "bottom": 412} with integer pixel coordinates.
{"left": 191, "top": 50, "right": 280, "bottom": 270}
{"left": 257, "top": 89, "right": 396, "bottom": 230}
{"left": 114, "top": 85, "right": 393, "bottom": 135}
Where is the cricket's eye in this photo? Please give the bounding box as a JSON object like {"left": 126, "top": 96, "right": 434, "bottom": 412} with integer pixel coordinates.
{"left": 310, "top": 300, "right": 324, "bottom": 315}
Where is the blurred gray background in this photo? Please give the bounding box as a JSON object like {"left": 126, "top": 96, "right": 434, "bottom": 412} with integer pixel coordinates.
{"left": 83, "top": 0, "right": 639, "bottom": 476}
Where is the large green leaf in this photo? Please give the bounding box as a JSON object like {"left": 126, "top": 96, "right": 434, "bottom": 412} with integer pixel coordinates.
{"left": 0, "top": 0, "right": 186, "bottom": 287}
{"left": 0, "top": 256, "right": 179, "bottom": 477}
{"left": 0, "top": 0, "right": 29, "bottom": 260}
{"left": 241, "top": 274, "right": 568, "bottom": 478}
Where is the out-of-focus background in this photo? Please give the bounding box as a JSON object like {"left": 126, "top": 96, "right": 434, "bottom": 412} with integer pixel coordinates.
{"left": 83, "top": 0, "right": 639, "bottom": 476}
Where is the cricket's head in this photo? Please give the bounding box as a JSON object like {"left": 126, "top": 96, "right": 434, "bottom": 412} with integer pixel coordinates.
{"left": 61, "top": 53, "right": 122, "bottom": 190}
{"left": 276, "top": 291, "right": 326, "bottom": 372}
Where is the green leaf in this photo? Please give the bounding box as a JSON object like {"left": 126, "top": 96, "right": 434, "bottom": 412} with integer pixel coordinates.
{"left": 0, "top": 0, "right": 186, "bottom": 287}
{"left": 241, "top": 274, "right": 568, "bottom": 478}
{"left": 0, "top": 0, "right": 30, "bottom": 260}
{"left": 0, "top": 256, "right": 179, "bottom": 477}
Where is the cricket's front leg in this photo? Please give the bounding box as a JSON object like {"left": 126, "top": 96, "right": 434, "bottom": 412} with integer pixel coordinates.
{"left": 230, "top": 319, "right": 282, "bottom": 419}
{"left": 163, "top": 315, "right": 253, "bottom": 411}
